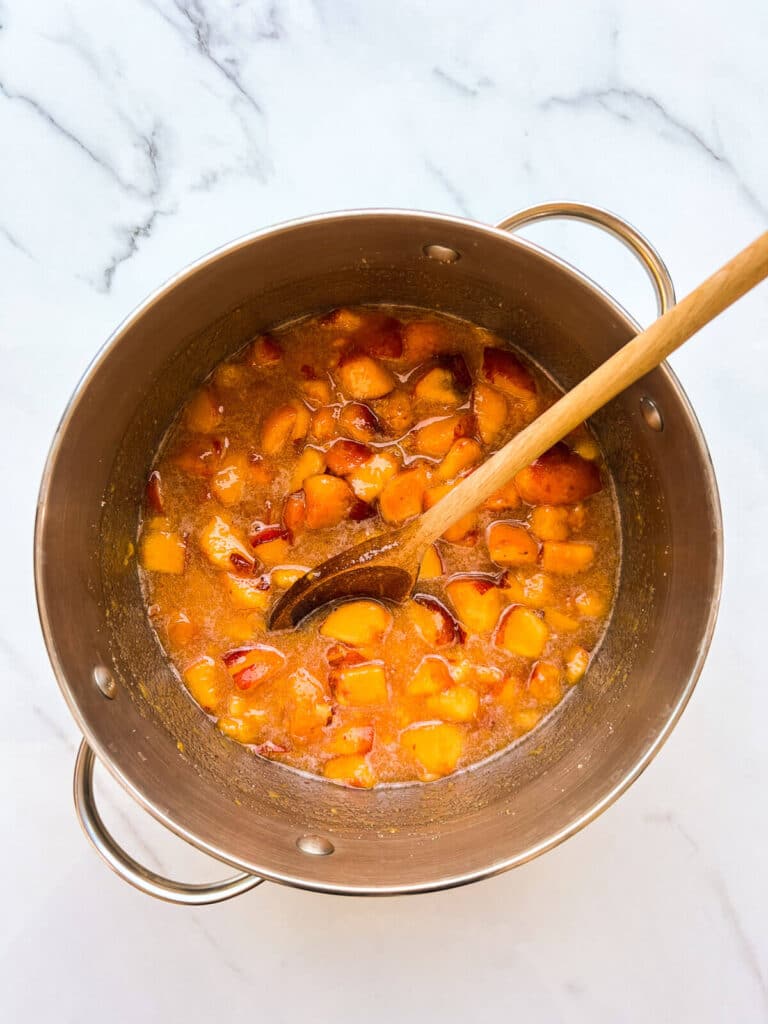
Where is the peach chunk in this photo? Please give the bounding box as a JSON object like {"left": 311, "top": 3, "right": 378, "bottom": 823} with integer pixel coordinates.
{"left": 379, "top": 464, "right": 430, "bottom": 524}
{"left": 185, "top": 387, "right": 222, "bottom": 433}
{"left": 173, "top": 437, "right": 223, "bottom": 478}
{"left": 336, "top": 352, "right": 395, "bottom": 399}
{"left": 374, "top": 389, "right": 413, "bottom": 435}
{"left": 487, "top": 522, "right": 539, "bottom": 567}
{"left": 482, "top": 347, "right": 536, "bottom": 398}
{"left": 568, "top": 428, "right": 600, "bottom": 461}
{"left": 141, "top": 529, "right": 186, "bottom": 574}
{"left": 496, "top": 675, "right": 524, "bottom": 709}
{"left": 501, "top": 570, "right": 554, "bottom": 608}
{"left": 573, "top": 588, "right": 608, "bottom": 617}
{"left": 530, "top": 504, "right": 571, "bottom": 541}
{"left": 290, "top": 447, "right": 326, "bottom": 492}
{"left": 145, "top": 470, "right": 165, "bottom": 514}
{"left": 183, "top": 656, "right": 223, "bottom": 711}
{"left": 446, "top": 577, "right": 504, "bottom": 634}
{"left": 403, "top": 320, "right": 452, "bottom": 362}
{"left": 323, "top": 754, "right": 375, "bottom": 788}
{"left": 514, "top": 443, "right": 601, "bottom": 505}
{"left": 250, "top": 525, "right": 292, "bottom": 566}
{"left": 223, "top": 644, "right": 286, "bottom": 691}
{"left": 426, "top": 685, "right": 479, "bottom": 723}
{"left": 419, "top": 544, "right": 443, "bottom": 580}
{"left": 424, "top": 482, "right": 478, "bottom": 544}
{"left": 250, "top": 455, "right": 273, "bottom": 486}
{"left": 217, "top": 710, "right": 268, "bottom": 745}
{"left": 543, "top": 608, "right": 580, "bottom": 633}
{"left": 409, "top": 596, "right": 464, "bottom": 646}
{"left": 450, "top": 660, "right": 504, "bottom": 690}
{"left": 565, "top": 646, "right": 590, "bottom": 684}
{"left": 320, "top": 600, "right": 393, "bottom": 646}
{"left": 331, "top": 661, "right": 388, "bottom": 706}
{"left": 569, "top": 503, "right": 587, "bottom": 530}
{"left": 271, "top": 565, "right": 309, "bottom": 589}
{"left": 541, "top": 541, "right": 595, "bottom": 575}
{"left": 282, "top": 491, "right": 307, "bottom": 534}
{"left": 309, "top": 405, "right": 338, "bottom": 443}
{"left": 326, "top": 644, "right": 366, "bottom": 669}
{"left": 355, "top": 315, "right": 404, "bottom": 359}
{"left": 300, "top": 377, "right": 333, "bottom": 406}
{"left": 473, "top": 383, "right": 508, "bottom": 445}
{"left": 338, "top": 402, "right": 379, "bottom": 441}
{"left": 436, "top": 437, "right": 483, "bottom": 482}
{"left": 325, "top": 439, "right": 372, "bottom": 476}
{"left": 225, "top": 572, "right": 271, "bottom": 610}
{"left": 403, "top": 724, "right": 463, "bottom": 781}
{"left": 514, "top": 708, "right": 542, "bottom": 733}
{"left": 213, "top": 362, "right": 249, "bottom": 391}
{"left": 414, "top": 366, "right": 462, "bottom": 406}
{"left": 527, "top": 661, "right": 562, "bottom": 705}
{"left": 414, "top": 413, "right": 474, "bottom": 458}
{"left": 247, "top": 334, "right": 283, "bottom": 367}
{"left": 407, "top": 655, "right": 453, "bottom": 696}
{"left": 261, "top": 403, "right": 297, "bottom": 455}
{"left": 495, "top": 605, "right": 549, "bottom": 658}
{"left": 327, "top": 725, "right": 375, "bottom": 756}
{"left": 319, "top": 307, "right": 366, "bottom": 332}
{"left": 303, "top": 474, "right": 354, "bottom": 529}
{"left": 347, "top": 450, "right": 401, "bottom": 502}
{"left": 199, "top": 516, "right": 254, "bottom": 571}
{"left": 220, "top": 611, "right": 263, "bottom": 643}
{"left": 262, "top": 400, "right": 311, "bottom": 455}
{"left": 211, "top": 452, "right": 251, "bottom": 507}
{"left": 286, "top": 669, "right": 332, "bottom": 738}
{"left": 167, "top": 610, "right": 195, "bottom": 646}
{"left": 483, "top": 479, "right": 520, "bottom": 511}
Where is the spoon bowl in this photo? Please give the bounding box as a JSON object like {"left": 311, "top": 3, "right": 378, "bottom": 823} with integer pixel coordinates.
{"left": 269, "top": 529, "right": 415, "bottom": 629}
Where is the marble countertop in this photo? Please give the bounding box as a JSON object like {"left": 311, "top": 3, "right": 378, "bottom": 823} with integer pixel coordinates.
{"left": 2, "top": 1, "right": 766, "bottom": 1020}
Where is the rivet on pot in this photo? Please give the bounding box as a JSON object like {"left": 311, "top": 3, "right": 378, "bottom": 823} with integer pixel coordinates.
{"left": 423, "top": 243, "right": 461, "bottom": 263}
{"left": 93, "top": 666, "right": 117, "bottom": 699}
{"left": 296, "top": 835, "right": 335, "bottom": 857}
{"left": 640, "top": 396, "right": 664, "bottom": 432}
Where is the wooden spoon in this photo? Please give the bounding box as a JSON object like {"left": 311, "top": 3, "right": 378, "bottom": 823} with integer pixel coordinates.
{"left": 269, "top": 231, "right": 768, "bottom": 630}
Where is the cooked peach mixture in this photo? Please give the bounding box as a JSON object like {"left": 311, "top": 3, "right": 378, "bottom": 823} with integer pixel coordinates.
{"left": 139, "top": 306, "right": 619, "bottom": 786}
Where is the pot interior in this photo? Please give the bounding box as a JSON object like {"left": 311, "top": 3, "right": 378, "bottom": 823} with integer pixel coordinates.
{"left": 36, "top": 212, "right": 721, "bottom": 893}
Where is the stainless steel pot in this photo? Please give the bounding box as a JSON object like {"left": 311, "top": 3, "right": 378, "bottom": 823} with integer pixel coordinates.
{"left": 35, "top": 201, "right": 722, "bottom": 904}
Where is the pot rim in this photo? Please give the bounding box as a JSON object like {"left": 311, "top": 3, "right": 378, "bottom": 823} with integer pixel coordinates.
{"left": 34, "top": 206, "right": 724, "bottom": 895}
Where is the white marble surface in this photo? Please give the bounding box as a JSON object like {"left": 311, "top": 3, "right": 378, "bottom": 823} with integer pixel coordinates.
{"left": 2, "top": 0, "right": 767, "bottom": 1019}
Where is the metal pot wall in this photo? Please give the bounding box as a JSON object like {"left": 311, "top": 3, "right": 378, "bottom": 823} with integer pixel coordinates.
{"left": 35, "top": 202, "right": 722, "bottom": 904}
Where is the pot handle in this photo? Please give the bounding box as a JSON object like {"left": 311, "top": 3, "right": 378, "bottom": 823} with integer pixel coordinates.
{"left": 496, "top": 201, "right": 676, "bottom": 317}
{"left": 73, "top": 740, "right": 264, "bottom": 905}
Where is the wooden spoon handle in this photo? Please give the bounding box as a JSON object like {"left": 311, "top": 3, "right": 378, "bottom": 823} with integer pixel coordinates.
{"left": 412, "top": 230, "right": 768, "bottom": 550}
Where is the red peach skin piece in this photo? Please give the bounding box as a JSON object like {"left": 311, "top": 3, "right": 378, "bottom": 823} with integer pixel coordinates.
{"left": 481, "top": 347, "right": 536, "bottom": 398}
{"left": 514, "top": 444, "right": 601, "bottom": 505}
